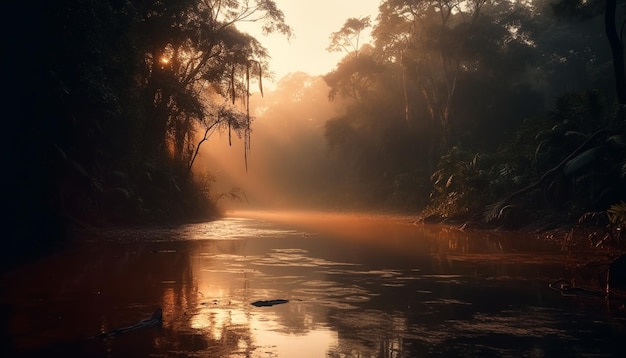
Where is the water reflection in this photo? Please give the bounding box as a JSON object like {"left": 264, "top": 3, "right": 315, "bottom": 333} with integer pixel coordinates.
{"left": 2, "top": 211, "right": 624, "bottom": 357}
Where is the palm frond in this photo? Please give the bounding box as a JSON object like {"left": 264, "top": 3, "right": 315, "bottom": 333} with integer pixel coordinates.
{"left": 607, "top": 201, "right": 626, "bottom": 226}
{"left": 483, "top": 201, "right": 506, "bottom": 222}
{"left": 563, "top": 146, "right": 602, "bottom": 177}
{"left": 606, "top": 135, "right": 626, "bottom": 149}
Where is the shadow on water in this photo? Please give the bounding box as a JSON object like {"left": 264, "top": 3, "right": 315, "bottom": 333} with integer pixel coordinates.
{"left": 2, "top": 210, "right": 625, "bottom": 357}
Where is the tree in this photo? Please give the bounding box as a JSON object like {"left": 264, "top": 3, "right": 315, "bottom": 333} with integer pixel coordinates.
{"left": 374, "top": 1, "right": 494, "bottom": 150}
{"left": 327, "top": 16, "right": 372, "bottom": 55}
{"left": 5, "top": 0, "right": 293, "bottom": 268}
{"left": 137, "top": 0, "right": 292, "bottom": 172}
{"left": 324, "top": 45, "right": 385, "bottom": 102}
{"left": 551, "top": 0, "right": 625, "bottom": 104}
{"left": 605, "top": 0, "right": 626, "bottom": 104}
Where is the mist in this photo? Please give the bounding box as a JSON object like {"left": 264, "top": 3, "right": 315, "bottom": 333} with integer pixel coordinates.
{"left": 193, "top": 73, "right": 349, "bottom": 211}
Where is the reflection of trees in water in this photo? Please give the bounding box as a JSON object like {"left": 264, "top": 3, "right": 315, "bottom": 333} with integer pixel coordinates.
{"left": 111, "top": 222, "right": 565, "bottom": 356}
{"left": 318, "top": 262, "right": 426, "bottom": 357}
{"left": 327, "top": 310, "right": 406, "bottom": 357}
{"left": 156, "top": 239, "right": 257, "bottom": 356}
{"left": 321, "top": 264, "right": 558, "bottom": 357}
{"left": 314, "top": 234, "right": 565, "bottom": 358}
{"left": 418, "top": 225, "right": 560, "bottom": 255}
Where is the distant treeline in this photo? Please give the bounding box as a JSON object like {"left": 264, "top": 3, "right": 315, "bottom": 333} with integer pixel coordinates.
{"left": 245, "top": 1, "right": 625, "bottom": 233}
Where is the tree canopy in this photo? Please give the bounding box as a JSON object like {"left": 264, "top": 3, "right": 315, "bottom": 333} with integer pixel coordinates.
{"left": 6, "top": 0, "right": 291, "bottom": 268}
{"left": 319, "top": 0, "right": 625, "bottom": 222}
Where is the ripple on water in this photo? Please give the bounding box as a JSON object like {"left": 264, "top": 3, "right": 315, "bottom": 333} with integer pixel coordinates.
{"left": 102, "top": 217, "right": 305, "bottom": 241}
{"left": 423, "top": 298, "right": 472, "bottom": 305}
{"left": 301, "top": 280, "right": 340, "bottom": 287}
{"left": 450, "top": 309, "right": 574, "bottom": 340}
{"left": 251, "top": 254, "right": 357, "bottom": 268}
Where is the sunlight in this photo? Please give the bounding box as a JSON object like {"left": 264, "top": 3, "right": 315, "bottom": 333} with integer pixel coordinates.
{"left": 184, "top": 242, "right": 339, "bottom": 356}
{"left": 236, "top": 0, "right": 379, "bottom": 86}
{"left": 252, "top": 323, "right": 338, "bottom": 357}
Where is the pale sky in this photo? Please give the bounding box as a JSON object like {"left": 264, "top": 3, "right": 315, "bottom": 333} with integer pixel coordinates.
{"left": 239, "top": 0, "right": 381, "bottom": 86}
{"left": 204, "top": 1, "right": 381, "bottom": 205}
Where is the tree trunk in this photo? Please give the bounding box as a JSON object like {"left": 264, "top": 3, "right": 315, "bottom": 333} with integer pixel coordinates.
{"left": 605, "top": 0, "right": 626, "bottom": 104}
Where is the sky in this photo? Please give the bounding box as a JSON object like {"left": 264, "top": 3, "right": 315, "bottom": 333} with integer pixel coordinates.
{"left": 202, "top": 1, "right": 382, "bottom": 209}
{"left": 238, "top": 0, "right": 381, "bottom": 85}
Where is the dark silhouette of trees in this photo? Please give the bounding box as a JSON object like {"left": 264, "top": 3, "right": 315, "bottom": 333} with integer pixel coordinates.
{"left": 137, "top": 0, "right": 291, "bottom": 172}
{"left": 605, "top": 0, "right": 626, "bottom": 104}
{"left": 319, "top": 0, "right": 624, "bottom": 222}
{"left": 552, "top": 0, "right": 625, "bottom": 104}
{"left": 327, "top": 16, "right": 372, "bottom": 55}
{"left": 5, "top": 0, "right": 290, "bottom": 269}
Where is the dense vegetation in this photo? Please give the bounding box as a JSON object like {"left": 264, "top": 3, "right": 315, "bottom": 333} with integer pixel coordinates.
{"left": 6, "top": 0, "right": 291, "bottom": 268}
{"left": 239, "top": 1, "right": 625, "bottom": 243}
{"left": 5, "top": 0, "right": 625, "bottom": 269}
{"left": 319, "top": 0, "right": 625, "bottom": 232}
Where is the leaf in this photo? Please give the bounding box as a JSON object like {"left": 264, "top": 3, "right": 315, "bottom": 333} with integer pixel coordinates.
{"left": 607, "top": 201, "right": 626, "bottom": 226}
{"left": 563, "top": 146, "right": 602, "bottom": 176}
{"left": 445, "top": 174, "right": 454, "bottom": 188}
{"left": 564, "top": 130, "right": 587, "bottom": 142}
{"left": 483, "top": 201, "right": 505, "bottom": 222}
{"left": 534, "top": 139, "right": 549, "bottom": 163}
{"left": 606, "top": 135, "right": 626, "bottom": 149}
{"left": 606, "top": 202, "right": 626, "bottom": 215}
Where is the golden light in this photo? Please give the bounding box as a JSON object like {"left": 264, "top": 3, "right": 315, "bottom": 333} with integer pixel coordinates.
{"left": 236, "top": 0, "right": 379, "bottom": 86}
{"left": 160, "top": 57, "right": 170, "bottom": 65}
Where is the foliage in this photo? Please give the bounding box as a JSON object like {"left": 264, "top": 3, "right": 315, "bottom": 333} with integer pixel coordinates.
{"left": 6, "top": 0, "right": 291, "bottom": 268}
{"left": 327, "top": 16, "right": 371, "bottom": 54}
{"left": 427, "top": 148, "right": 484, "bottom": 219}
{"left": 425, "top": 145, "right": 533, "bottom": 222}
{"left": 480, "top": 91, "right": 626, "bottom": 228}
{"left": 607, "top": 201, "right": 626, "bottom": 228}
{"left": 319, "top": 0, "right": 623, "bottom": 226}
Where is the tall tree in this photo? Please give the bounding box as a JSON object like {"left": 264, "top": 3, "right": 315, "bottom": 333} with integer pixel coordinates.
{"left": 327, "top": 16, "right": 372, "bottom": 55}
{"left": 552, "top": 0, "right": 626, "bottom": 104}
{"left": 605, "top": 0, "right": 626, "bottom": 104}
{"left": 5, "top": 0, "right": 293, "bottom": 267}
{"left": 137, "top": 0, "right": 292, "bottom": 171}
{"left": 374, "top": 0, "right": 493, "bottom": 157}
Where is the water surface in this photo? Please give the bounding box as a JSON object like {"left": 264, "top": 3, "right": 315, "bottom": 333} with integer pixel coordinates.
{"left": 2, "top": 210, "right": 624, "bottom": 357}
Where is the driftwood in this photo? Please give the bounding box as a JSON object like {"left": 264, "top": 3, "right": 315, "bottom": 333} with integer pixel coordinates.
{"left": 251, "top": 299, "right": 289, "bottom": 307}
{"left": 94, "top": 308, "right": 163, "bottom": 339}
{"left": 549, "top": 254, "right": 626, "bottom": 298}
{"left": 549, "top": 278, "right": 605, "bottom": 297}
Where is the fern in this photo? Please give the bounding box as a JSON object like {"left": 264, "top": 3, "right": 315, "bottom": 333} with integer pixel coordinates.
{"left": 607, "top": 201, "right": 626, "bottom": 227}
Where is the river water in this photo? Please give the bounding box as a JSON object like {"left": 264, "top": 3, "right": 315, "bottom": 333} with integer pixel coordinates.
{"left": 2, "top": 210, "right": 625, "bottom": 357}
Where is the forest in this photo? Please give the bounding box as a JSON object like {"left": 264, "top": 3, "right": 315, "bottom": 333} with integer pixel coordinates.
{"left": 5, "top": 0, "right": 626, "bottom": 269}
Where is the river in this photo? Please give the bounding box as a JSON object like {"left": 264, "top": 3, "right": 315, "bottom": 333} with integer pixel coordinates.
{"left": 2, "top": 210, "right": 625, "bottom": 357}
